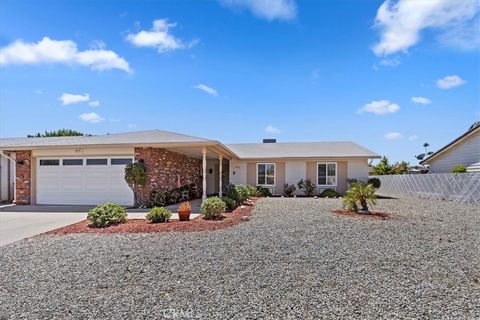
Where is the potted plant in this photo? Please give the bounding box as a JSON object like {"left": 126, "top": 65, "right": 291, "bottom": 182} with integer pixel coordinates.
{"left": 177, "top": 201, "right": 192, "bottom": 221}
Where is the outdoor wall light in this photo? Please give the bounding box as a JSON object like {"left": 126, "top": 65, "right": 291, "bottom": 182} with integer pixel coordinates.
{"left": 209, "top": 168, "right": 213, "bottom": 174}
{"left": 16, "top": 160, "right": 24, "bottom": 165}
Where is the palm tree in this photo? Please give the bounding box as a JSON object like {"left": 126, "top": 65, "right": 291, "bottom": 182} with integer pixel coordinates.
{"left": 343, "top": 182, "right": 377, "bottom": 213}
{"left": 423, "top": 143, "right": 429, "bottom": 155}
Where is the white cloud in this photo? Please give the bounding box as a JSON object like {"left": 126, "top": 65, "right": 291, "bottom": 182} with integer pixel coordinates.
{"left": 385, "top": 132, "right": 403, "bottom": 140}
{"left": 436, "top": 75, "right": 467, "bottom": 89}
{"left": 411, "top": 96, "right": 432, "bottom": 105}
{"left": 194, "top": 84, "right": 218, "bottom": 96}
{"left": 126, "top": 19, "right": 197, "bottom": 53}
{"left": 220, "top": 0, "right": 297, "bottom": 21}
{"left": 408, "top": 135, "right": 418, "bottom": 141}
{"left": 372, "top": 0, "right": 480, "bottom": 56}
{"left": 59, "top": 93, "right": 90, "bottom": 105}
{"left": 88, "top": 100, "right": 100, "bottom": 107}
{"left": 0, "top": 37, "right": 131, "bottom": 73}
{"left": 358, "top": 100, "right": 400, "bottom": 115}
{"left": 265, "top": 125, "right": 281, "bottom": 134}
{"left": 79, "top": 112, "right": 104, "bottom": 123}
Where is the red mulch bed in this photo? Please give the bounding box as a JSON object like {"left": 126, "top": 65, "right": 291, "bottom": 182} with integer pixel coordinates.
{"left": 333, "top": 209, "right": 391, "bottom": 220}
{"left": 42, "top": 200, "right": 257, "bottom": 236}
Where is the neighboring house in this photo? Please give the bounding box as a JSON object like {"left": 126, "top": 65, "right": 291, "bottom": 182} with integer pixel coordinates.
{"left": 0, "top": 129, "right": 379, "bottom": 206}
{"left": 0, "top": 153, "right": 15, "bottom": 203}
{"left": 420, "top": 122, "right": 480, "bottom": 173}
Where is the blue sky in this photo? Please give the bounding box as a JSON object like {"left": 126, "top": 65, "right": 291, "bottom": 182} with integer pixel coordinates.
{"left": 0, "top": 0, "right": 479, "bottom": 162}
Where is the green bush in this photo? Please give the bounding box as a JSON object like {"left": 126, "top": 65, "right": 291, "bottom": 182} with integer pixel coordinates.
{"left": 224, "top": 197, "right": 237, "bottom": 210}
{"left": 367, "top": 177, "right": 381, "bottom": 189}
{"left": 283, "top": 184, "right": 296, "bottom": 197}
{"left": 256, "top": 186, "right": 272, "bottom": 197}
{"left": 146, "top": 207, "right": 172, "bottom": 223}
{"left": 320, "top": 189, "right": 340, "bottom": 198}
{"left": 343, "top": 182, "right": 377, "bottom": 212}
{"left": 166, "top": 188, "right": 181, "bottom": 204}
{"left": 297, "top": 178, "right": 316, "bottom": 196}
{"left": 124, "top": 162, "right": 147, "bottom": 207}
{"left": 224, "top": 184, "right": 240, "bottom": 203}
{"left": 235, "top": 185, "right": 250, "bottom": 204}
{"left": 452, "top": 165, "right": 467, "bottom": 173}
{"left": 201, "top": 196, "right": 226, "bottom": 220}
{"left": 87, "top": 203, "right": 127, "bottom": 228}
{"left": 246, "top": 185, "right": 257, "bottom": 197}
{"left": 151, "top": 190, "right": 167, "bottom": 207}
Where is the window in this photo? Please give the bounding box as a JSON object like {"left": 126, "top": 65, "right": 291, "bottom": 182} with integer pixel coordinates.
{"left": 257, "top": 163, "right": 275, "bottom": 186}
{"left": 39, "top": 159, "right": 59, "bottom": 166}
{"left": 111, "top": 158, "right": 133, "bottom": 165}
{"left": 63, "top": 159, "right": 83, "bottom": 166}
{"left": 317, "top": 162, "right": 337, "bottom": 186}
{"left": 86, "top": 158, "right": 107, "bottom": 165}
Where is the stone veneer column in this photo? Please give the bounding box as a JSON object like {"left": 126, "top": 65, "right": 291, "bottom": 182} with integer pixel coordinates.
{"left": 15, "top": 150, "right": 32, "bottom": 205}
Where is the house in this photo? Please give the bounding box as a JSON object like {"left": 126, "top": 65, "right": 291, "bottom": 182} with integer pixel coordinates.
{"left": 420, "top": 122, "right": 480, "bottom": 173}
{"left": 0, "top": 129, "right": 380, "bottom": 206}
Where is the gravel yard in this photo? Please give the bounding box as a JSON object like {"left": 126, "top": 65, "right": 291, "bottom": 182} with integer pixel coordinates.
{"left": 0, "top": 197, "right": 479, "bottom": 319}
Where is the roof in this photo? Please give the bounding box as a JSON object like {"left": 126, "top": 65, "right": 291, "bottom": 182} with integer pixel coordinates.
{"left": 225, "top": 141, "right": 380, "bottom": 159}
{"left": 0, "top": 129, "right": 214, "bottom": 149}
{"left": 420, "top": 122, "right": 480, "bottom": 164}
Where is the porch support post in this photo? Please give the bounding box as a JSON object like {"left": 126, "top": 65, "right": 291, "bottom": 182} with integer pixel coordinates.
{"left": 202, "top": 147, "right": 207, "bottom": 201}
{"left": 218, "top": 154, "right": 223, "bottom": 198}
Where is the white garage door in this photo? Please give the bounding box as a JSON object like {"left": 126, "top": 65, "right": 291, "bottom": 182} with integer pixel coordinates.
{"left": 36, "top": 157, "right": 134, "bottom": 206}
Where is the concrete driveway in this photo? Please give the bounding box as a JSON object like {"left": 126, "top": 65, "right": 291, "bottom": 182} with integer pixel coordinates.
{"left": 0, "top": 205, "right": 88, "bottom": 246}
{"left": 0, "top": 201, "right": 203, "bottom": 246}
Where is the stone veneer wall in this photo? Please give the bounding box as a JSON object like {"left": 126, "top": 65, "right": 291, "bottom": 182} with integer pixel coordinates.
{"left": 15, "top": 150, "right": 32, "bottom": 205}
{"left": 134, "top": 147, "right": 202, "bottom": 205}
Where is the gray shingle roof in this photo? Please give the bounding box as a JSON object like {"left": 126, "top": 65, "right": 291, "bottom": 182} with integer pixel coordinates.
{"left": 0, "top": 130, "right": 213, "bottom": 149}
{"left": 225, "top": 142, "right": 380, "bottom": 159}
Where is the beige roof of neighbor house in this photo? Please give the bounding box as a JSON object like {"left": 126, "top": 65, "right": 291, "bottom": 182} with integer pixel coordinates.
{"left": 0, "top": 129, "right": 215, "bottom": 149}
{"left": 225, "top": 142, "right": 380, "bottom": 159}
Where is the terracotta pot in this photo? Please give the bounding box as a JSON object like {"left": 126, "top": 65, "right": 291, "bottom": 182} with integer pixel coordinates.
{"left": 177, "top": 210, "right": 191, "bottom": 221}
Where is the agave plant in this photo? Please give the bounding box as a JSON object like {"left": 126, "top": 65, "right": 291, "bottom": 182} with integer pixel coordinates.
{"left": 343, "top": 182, "right": 377, "bottom": 212}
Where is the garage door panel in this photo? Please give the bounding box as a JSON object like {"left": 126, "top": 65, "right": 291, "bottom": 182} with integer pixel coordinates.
{"left": 36, "top": 157, "right": 134, "bottom": 206}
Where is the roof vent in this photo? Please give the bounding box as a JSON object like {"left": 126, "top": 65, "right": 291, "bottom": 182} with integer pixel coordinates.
{"left": 263, "top": 139, "right": 276, "bottom": 143}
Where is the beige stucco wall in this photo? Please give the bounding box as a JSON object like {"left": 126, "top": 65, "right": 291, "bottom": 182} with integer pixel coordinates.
{"left": 32, "top": 146, "right": 135, "bottom": 157}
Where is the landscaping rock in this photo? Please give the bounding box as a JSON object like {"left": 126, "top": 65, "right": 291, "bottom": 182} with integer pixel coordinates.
{"left": 0, "top": 197, "right": 479, "bottom": 319}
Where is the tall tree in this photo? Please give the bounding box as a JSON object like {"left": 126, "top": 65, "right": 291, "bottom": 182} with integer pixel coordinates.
{"left": 28, "top": 129, "right": 87, "bottom": 137}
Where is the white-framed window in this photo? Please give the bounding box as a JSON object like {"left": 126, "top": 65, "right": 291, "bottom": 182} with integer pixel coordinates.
{"left": 257, "top": 163, "right": 275, "bottom": 186}
{"left": 317, "top": 162, "right": 337, "bottom": 186}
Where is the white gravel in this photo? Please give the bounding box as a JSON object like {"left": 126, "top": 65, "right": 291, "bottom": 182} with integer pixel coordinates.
{"left": 0, "top": 197, "right": 479, "bottom": 319}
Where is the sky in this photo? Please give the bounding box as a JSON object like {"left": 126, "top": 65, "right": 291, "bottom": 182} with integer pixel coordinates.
{"left": 0, "top": 0, "right": 479, "bottom": 163}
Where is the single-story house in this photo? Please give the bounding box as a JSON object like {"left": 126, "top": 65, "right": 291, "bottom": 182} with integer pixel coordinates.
{"left": 0, "top": 129, "right": 380, "bottom": 206}
{"left": 420, "top": 122, "right": 480, "bottom": 173}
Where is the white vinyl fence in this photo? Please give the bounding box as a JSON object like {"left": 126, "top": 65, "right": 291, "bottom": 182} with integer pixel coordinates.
{"left": 370, "top": 173, "right": 480, "bottom": 205}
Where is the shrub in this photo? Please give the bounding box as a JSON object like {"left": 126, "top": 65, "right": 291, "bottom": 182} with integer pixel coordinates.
{"left": 146, "top": 207, "right": 172, "bottom": 223}
{"left": 367, "top": 177, "right": 381, "bottom": 189}
{"left": 201, "top": 196, "right": 226, "bottom": 220}
{"left": 166, "top": 188, "right": 181, "bottom": 204}
{"left": 256, "top": 186, "right": 272, "bottom": 197}
{"left": 224, "top": 197, "right": 237, "bottom": 210}
{"left": 320, "top": 189, "right": 340, "bottom": 198}
{"left": 452, "top": 165, "right": 467, "bottom": 173}
{"left": 283, "top": 184, "right": 296, "bottom": 197}
{"left": 246, "top": 185, "right": 257, "bottom": 197}
{"left": 235, "top": 185, "right": 250, "bottom": 204}
{"left": 343, "top": 182, "right": 377, "bottom": 212}
{"left": 87, "top": 203, "right": 127, "bottom": 228}
{"left": 297, "top": 178, "right": 316, "bottom": 197}
{"left": 151, "top": 190, "right": 167, "bottom": 207}
{"left": 224, "top": 184, "right": 240, "bottom": 203}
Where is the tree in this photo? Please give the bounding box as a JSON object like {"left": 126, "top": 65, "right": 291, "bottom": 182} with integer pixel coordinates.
{"left": 28, "top": 129, "right": 87, "bottom": 137}
{"left": 415, "top": 142, "right": 434, "bottom": 161}
{"left": 371, "top": 156, "right": 409, "bottom": 175}
{"left": 124, "top": 162, "right": 147, "bottom": 207}
{"left": 343, "top": 182, "right": 377, "bottom": 213}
